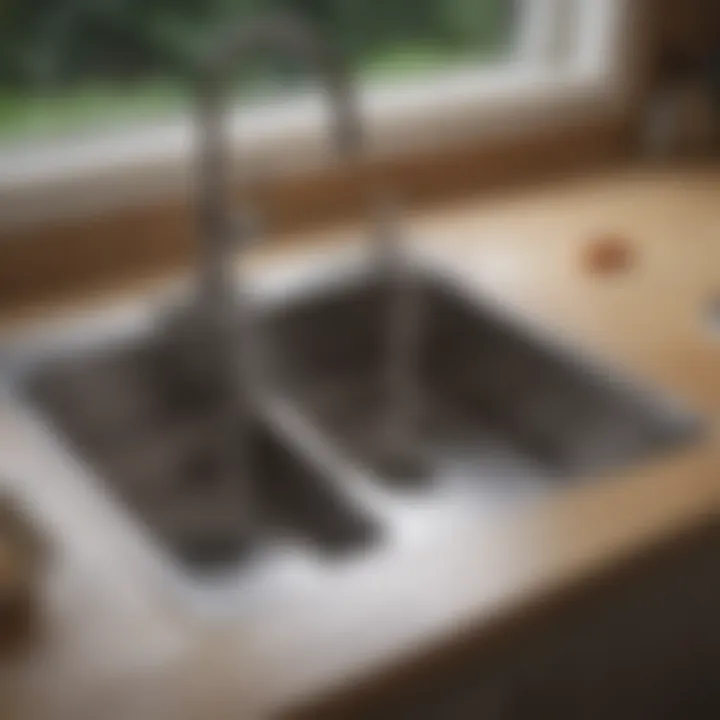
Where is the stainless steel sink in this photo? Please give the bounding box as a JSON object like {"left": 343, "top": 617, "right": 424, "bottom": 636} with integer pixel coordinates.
{"left": 23, "top": 335, "right": 378, "bottom": 574}
{"left": 263, "top": 262, "right": 698, "bottom": 492}
{"left": 10, "top": 256, "right": 698, "bottom": 577}
{"left": 1, "top": 13, "right": 698, "bottom": 588}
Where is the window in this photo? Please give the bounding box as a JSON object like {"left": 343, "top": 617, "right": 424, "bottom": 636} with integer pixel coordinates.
{"left": 0, "top": 1, "right": 630, "bottom": 228}
{"left": 1, "top": 0, "right": 519, "bottom": 143}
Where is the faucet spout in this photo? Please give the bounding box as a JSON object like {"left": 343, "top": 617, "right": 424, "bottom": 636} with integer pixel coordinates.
{"left": 196, "top": 14, "right": 363, "bottom": 290}
{"left": 189, "top": 14, "right": 366, "bottom": 527}
{"left": 187, "top": 12, "right": 423, "bottom": 506}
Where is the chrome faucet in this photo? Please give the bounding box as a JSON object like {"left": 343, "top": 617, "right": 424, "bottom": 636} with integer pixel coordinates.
{"left": 182, "top": 13, "right": 424, "bottom": 510}
{"left": 189, "top": 15, "right": 366, "bottom": 517}
{"left": 195, "top": 14, "right": 363, "bottom": 298}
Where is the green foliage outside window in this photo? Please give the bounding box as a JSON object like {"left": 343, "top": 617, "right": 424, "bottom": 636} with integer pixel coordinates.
{"left": 0, "top": 0, "right": 516, "bottom": 141}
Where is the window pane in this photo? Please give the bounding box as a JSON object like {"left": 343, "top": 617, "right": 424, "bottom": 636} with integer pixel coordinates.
{"left": 0, "top": 0, "right": 518, "bottom": 142}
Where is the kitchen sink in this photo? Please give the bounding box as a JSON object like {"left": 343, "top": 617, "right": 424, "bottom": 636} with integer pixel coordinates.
{"left": 5, "top": 4, "right": 699, "bottom": 586}
{"left": 12, "top": 256, "right": 698, "bottom": 575}
{"left": 24, "top": 337, "right": 378, "bottom": 574}
{"left": 264, "top": 262, "right": 698, "bottom": 492}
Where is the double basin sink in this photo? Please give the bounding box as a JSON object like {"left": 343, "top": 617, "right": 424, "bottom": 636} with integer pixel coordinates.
{"left": 14, "top": 253, "right": 697, "bottom": 576}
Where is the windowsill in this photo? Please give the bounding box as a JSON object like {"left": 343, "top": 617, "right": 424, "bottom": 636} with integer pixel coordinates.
{"left": 0, "top": 3, "right": 631, "bottom": 233}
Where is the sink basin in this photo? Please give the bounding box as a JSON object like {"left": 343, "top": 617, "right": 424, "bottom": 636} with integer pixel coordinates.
{"left": 264, "top": 263, "right": 698, "bottom": 492}
{"left": 12, "top": 255, "right": 697, "bottom": 575}
{"left": 25, "top": 338, "right": 378, "bottom": 574}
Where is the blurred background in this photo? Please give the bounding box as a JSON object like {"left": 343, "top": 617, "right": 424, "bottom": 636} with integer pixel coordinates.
{"left": 0, "top": 0, "right": 517, "bottom": 143}
{"left": 1, "top": 2, "right": 719, "bottom": 718}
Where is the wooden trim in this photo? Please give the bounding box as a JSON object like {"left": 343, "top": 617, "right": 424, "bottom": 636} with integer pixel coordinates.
{"left": 0, "top": 118, "right": 626, "bottom": 313}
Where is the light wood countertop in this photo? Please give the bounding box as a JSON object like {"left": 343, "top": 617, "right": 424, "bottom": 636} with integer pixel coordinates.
{"left": 1, "top": 168, "right": 719, "bottom": 719}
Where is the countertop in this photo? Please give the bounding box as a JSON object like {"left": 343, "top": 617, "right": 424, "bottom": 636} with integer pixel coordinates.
{"left": 1, "top": 168, "right": 719, "bottom": 719}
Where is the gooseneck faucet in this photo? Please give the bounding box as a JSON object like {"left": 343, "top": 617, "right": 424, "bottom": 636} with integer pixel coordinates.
{"left": 196, "top": 14, "right": 363, "bottom": 299}
{"left": 191, "top": 15, "right": 366, "bottom": 521}
{"left": 190, "top": 14, "right": 423, "bottom": 513}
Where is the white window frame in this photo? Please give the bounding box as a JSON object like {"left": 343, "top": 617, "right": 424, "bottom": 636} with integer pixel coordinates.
{"left": 0, "top": 0, "right": 634, "bottom": 230}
